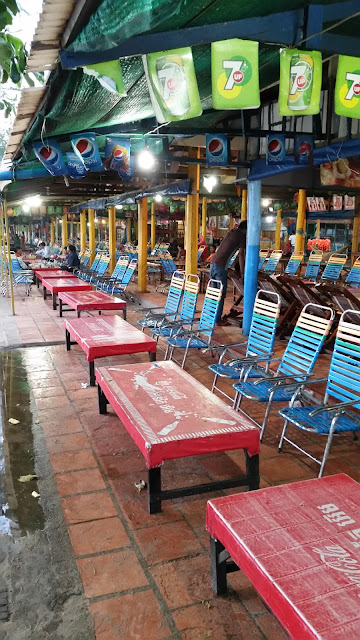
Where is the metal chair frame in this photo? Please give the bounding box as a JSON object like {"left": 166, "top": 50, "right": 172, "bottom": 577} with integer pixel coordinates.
{"left": 136, "top": 271, "right": 185, "bottom": 331}
{"left": 152, "top": 274, "right": 200, "bottom": 352}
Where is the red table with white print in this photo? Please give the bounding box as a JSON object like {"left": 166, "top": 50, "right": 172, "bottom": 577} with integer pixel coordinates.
{"left": 42, "top": 277, "right": 92, "bottom": 310}
{"left": 65, "top": 315, "right": 157, "bottom": 387}
{"left": 206, "top": 474, "right": 360, "bottom": 640}
{"left": 96, "top": 360, "right": 260, "bottom": 513}
{"left": 58, "top": 290, "right": 126, "bottom": 320}
{"left": 34, "top": 269, "right": 77, "bottom": 288}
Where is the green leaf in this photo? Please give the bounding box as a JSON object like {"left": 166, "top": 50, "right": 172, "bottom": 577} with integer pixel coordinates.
{"left": 4, "top": 0, "right": 19, "bottom": 16}
{"left": 5, "top": 102, "right": 12, "bottom": 117}
{"left": 10, "top": 60, "right": 20, "bottom": 83}
{"left": 7, "top": 33, "right": 23, "bottom": 53}
{"left": 0, "top": 101, "right": 4, "bottom": 109}
{"left": 23, "top": 71, "right": 34, "bottom": 87}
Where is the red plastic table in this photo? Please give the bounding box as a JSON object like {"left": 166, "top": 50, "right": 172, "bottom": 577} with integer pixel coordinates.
{"left": 206, "top": 474, "right": 360, "bottom": 640}
{"left": 34, "top": 269, "right": 77, "bottom": 288}
{"left": 58, "top": 290, "right": 126, "bottom": 319}
{"left": 42, "top": 277, "right": 93, "bottom": 310}
{"left": 65, "top": 315, "right": 157, "bottom": 386}
{"left": 96, "top": 360, "right": 260, "bottom": 513}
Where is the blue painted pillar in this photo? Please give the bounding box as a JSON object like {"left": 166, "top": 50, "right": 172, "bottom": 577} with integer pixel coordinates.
{"left": 243, "top": 180, "right": 261, "bottom": 335}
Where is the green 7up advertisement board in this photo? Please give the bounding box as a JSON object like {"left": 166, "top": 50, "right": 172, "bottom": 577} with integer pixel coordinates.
{"left": 143, "top": 47, "right": 202, "bottom": 123}
{"left": 335, "top": 55, "right": 360, "bottom": 119}
{"left": 211, "top": 39, "right": 260, "bottom": 110}
{"left": 279, "top": 48, "right": 322, "bottom": 116}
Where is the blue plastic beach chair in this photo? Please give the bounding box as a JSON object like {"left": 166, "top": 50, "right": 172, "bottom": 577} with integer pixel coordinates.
{"left": 90, "top": 255, "right": 110, "bottom": 283}
{"left": 258, "top": 249, "right": 269, "bottom": 270}
{"left": 166, "top": 279, "right": 223, "bottom": 368}
{"left": 284, "top": 251, "right": 303, "bottom": 277}
{"left": 232, "top": 303, "right": 335, "bottom": 441}
{"left": 112, "top": 258, "right": 137, "bottom": 298}
{"left": 97, "top": 256, "right": 129, "bottom": 292}
{"left": 319, "top": 252, "right": 347, "bottom": 283}
{"left": 263, "top": 250, "right": 282, "bottom": 275}
{"left": 302, "top": 250, "right": 322, "bottom": 283}
{"left": 77, "top": 253, "right": 102, "bottom": 280}
{"left": 279, "top": 309, "right": 360, "bottom": 477}
{"left": 152, "top": 274, "right": 200, "bottom": 351}
{"left": 345, "top": 256, "right": 360, "bottom": 287}
{"left": 208, "top": 290, "right": 281, "bottom": 402}
{"left": 136, "top": 271, "right": 185, "bottom": 331}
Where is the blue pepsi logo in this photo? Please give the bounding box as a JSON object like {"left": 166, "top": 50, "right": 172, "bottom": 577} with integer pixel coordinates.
{"left": 76, "top": 138, "right": 94, "bottom": 158}
{"left": 298, "top": 141, "right": 311, "bottom": 157}
{"left": 39, "top": 145, "right": 59, "bottom": 165}
{"left": 208, "top": 138, "right": 224, "bottom": 157}
{"left": 268, "top": 138, "right": 283, "bottom": 157}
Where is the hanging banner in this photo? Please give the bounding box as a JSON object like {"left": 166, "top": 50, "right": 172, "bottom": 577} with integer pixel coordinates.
{"left": 143, "top": 47, "right": 202, "bottom": 123}
{"left": 33, "top": 138, "right": 66, "bottom": 176}
{"left": 104, "top": 137, "right": 132, "bottom": 179}
{"left": 83, "top": 60, "right": 126, "bottom": 95}
{"left": 279, "top": 49, "right": 322, "bottom": 116}
{"left": 266, "top": 134, "right": 286, "bottom": 164}
{"left": 332, "top": 195, "right": 343, "bottom": 210}
{"left": 71, "top": 132, "right": 103, "bottom": 171}
{"left": 211, "top": 39, "right": 260, "bottom": 110}
{"left": 55, "top": 206, "right": 63, "bottom": 214}
{"left": 335, "top": 55, "right": 360, "bottom": 119}
{"left": 66, "top": 152, "right": 87, "bottom": 179}
{"left": 206, "top": 134, "right": 228, "bottom": 166}
{"left": 48, "top": 206, "right": 55, "bottom": 214}
{"left": 40, "top": 205, "right": 47, "bottom": 215}
{"left": 294, "top": 135, "right": 313, "bottom": 165}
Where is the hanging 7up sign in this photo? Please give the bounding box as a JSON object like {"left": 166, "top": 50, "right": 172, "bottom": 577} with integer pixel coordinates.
{"left": 335, "top": 55, "right": 360, "bottom": 118}
{"left": 211, "top": 39, "right": 260, "bottom": 110}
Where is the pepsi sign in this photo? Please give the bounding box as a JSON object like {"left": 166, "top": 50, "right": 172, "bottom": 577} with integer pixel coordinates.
{"left": 266, "top": 133, "right": 286, "bottom": 164}
{"left": 33, "top": 138, "right": 66, "bottom": 176}
{"left": 294, "top": 135, "right": 313, "bottom": 165}
{"left": 206, "top": 133, "right": 228, "bottom": 166}
{"left": 66, "top": 152, "right": 87, "bottom": 179}
{"left": 71, "top": 132, "right": 103, "bottom": 171}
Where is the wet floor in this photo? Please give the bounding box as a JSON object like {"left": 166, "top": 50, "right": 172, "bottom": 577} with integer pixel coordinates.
{"left": 0, "top": 350, "right": 44, "bottom": 536}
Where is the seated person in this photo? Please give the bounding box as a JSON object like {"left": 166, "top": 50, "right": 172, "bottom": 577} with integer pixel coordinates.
{"left": 61, "top": 244, "right": 80, "bottom": 271}
{"left": 36, "top": 242, "right": 51, "bottom": 259}
{"left": 206, "top": 245, "right": 216, "bottom": 263}
{"left": 15, "top": 247, "right": 30, "bottom": 270}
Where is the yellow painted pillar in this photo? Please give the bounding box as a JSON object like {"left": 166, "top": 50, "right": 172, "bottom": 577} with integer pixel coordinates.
{"left": 302, "top": 212, "right": 307, "bottom": 253}
{"left": 108, "top": 205, "right": 116, "bottom": 273}
{"left": 50, "top": 218, "right": 55, "bottom": 245}
{"left": 295, "top": 189, "right": 306, "bottom": 252}
{"left": 88, "top": 208, "right": 95, "bottom": 265}
{"left": 201, "top": 197, "right": 207, "bottom": 240}
{"left": 151, "top": 201, "right": 156, "bottom": 250}
{"left": 0, "top": 205, "right": 6, "bottom": 287}
{"left": 352, "top": 216, "right": 360, "bottom": 259}
{"left": 316, "top": 219, "right": 321, "bottom": 239}
{"left": 62, "top": 213, "right": 68, "bottom": 249}
{"left": 275, "top": 209, "right": 282, "bottom": 250}
{"left": 241, "top": 188, "right": 247, "bottom": 221}
{"left": 126, "top": 217, "right": 132, "bottom": 243}
{"left": 186, "top": 148, "right": 200, "bottom": 276}
{"left": 4, "top": 203, "right": 15, "bottom": 315}
{"left": 138, "top": 198, "right": 148, "bottom": 292}
{"left": 134, "top": 219, "right": 138, "bottom": 243}
{"left": 80, "top": 210, "right": 87, "bottom": 252}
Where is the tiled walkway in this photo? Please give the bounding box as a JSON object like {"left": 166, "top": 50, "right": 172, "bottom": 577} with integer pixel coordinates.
{"left": 4, "top": 283, "right": 360, "bottom": 639}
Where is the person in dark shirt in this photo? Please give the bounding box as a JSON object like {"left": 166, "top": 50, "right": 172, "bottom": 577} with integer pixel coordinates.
{"left": 210, "top": 220, "right": 247, "bottom": 325}
{"left": 61, "top": 244, "right": 80, "bottom": 271}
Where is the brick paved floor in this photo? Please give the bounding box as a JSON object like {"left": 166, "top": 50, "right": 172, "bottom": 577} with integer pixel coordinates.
{"left": 4, "top": 281, "right": 360, "bottom": 639}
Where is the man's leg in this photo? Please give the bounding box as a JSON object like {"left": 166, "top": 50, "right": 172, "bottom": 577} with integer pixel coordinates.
{"left": 210, "top": 264, "right": 228, "bottom": 322}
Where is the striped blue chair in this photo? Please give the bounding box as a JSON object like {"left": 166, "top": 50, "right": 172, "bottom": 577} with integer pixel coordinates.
{"left": 233, "top": 303, "right": 335, "bottom": 441}
{"left": 97, "top": 256, "right": 129, "bottom": 292}
{"left": 161, "top": 255, "right": 177, "bottom": 280}
{"left": 166, "top": 279, "right": 223, "bottom": 368}
{"left": 258, "top": 249, "right": 269, "bottom": 270}
{"left": 112, "top": 258, "right": 138, "bottom": 298}
{"left": 228, "top": 250, "right": 239, "bottom": 268}
{"left": 279, "top": 309, "right": 360, "bottom": 477}
{"left": 90, "top": 255, "right": 110, "bottom": 283}
{"left": 263, "top": 250, "right": 282, "bottom": 275}
{"left": 302, "top": 250, "right": 322, "bottom": 283}
{"left": 77, "top": 253, "right": 102, "bottom": 280}
{"left": 284, "top": 251, "right": 303, "bottom": 277}
{"left": 319, "top": 252, "right": 347, "bottom": 283}
{"left": 136, "top": 271, "right": 185, "bottom": 331}
{"left": 208, "top": 290, "right": 281, "bottom": 402}
{"left": 345, "top": 256, "right": 360, "bottom": 287}
{"left": 152, "top": 274, "right": 200, "bottom": 351}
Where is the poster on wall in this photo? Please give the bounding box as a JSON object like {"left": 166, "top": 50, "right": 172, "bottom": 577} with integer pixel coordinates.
{"left": 211, "top": 39, "right": 260, "bottom": 110}
{"left": 332, "top": 195, "right": 343, "bottom": 210}
{"left": 266, "top": 133, "right": 286, "bottom": 164}
{"left": 320, "top": 157, "right": 360, "bottom": 187}
{"left": 104, "top": 137, "right": 132, "bottom": 180}
{"left": 33, "top": 139, "right": 66, "bottom": 176}
{"left": 71, "top": 132, "right": 103, "bottom": 171}
{"left": 278, "top": 48, "right": 322, "bottom": 116}
{"left": 206, "top": 134, "right": 228, "bottom": 166}
{"left": 207, "top": 216, "right": 217, "bottom": 236}
{"left": 294, "top": 135, "right": 313, "bottom": 165}
{"left": 217, "top": 214, "right": 231, "bottom": 229}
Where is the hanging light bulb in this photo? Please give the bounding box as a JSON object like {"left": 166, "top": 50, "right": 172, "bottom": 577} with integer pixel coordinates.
{"left": 154, "top": 194, "right": 162, "bottom": 202}
{"left": 137, "top": 149, "right": 156, "bottom": 170}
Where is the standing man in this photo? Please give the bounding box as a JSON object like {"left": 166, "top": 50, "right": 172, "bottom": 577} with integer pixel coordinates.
{"left": 288, "top": 231, "right": 296, "bottom": 253}
{"left": 210, "top": 220, "right": 247, "bottom": 326}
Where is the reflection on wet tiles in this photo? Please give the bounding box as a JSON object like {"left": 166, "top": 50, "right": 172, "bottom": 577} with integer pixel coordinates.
{"left": 0, "top": 350, "right": 44, "bottom": 536}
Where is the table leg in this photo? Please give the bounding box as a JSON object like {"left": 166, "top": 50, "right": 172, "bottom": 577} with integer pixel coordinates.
{"left": 59, "top": 298, "right": 63, "bottom": 317}
{"left": 65, "top": 329, "right": 71, "bottom": 351}
{"left": 43, "top": 286, "right": 47, "bottom": 299}
{"left": 210, "top": 537, "right": 228, "bottom": 595}
{"left": 77, "top": 311, "right": 81, "bottom": 318}
{"left": 36, "top": 277, "right": 40, "bottom": 289}
{"left": 122, "top": 308, "right": 127, "bottom": 321}
{"left": 148, "top": 467, "right": 162, "bottom": 513}
{"left": 97, "top": 385, "right": 108, "bottom": 414}
{"left": 149, "top": 352, "right": 157, "bottom": 362}
{"left": 53, "top": 293, "right": 57, "bottom": 311}
{"left": 245, "top": 452, "right": 260, "bottom": 491}
{"left": 98, "top": 310, "right": 102, "bottom": 315}
{"left": 89, "top": 361, "right": 96, "bottom": 387}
